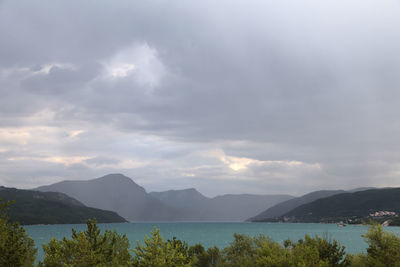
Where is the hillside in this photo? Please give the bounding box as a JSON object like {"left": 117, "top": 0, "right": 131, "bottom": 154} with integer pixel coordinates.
{"left": 279, "top": 188, "right": 400, "bottom": 223}
{"left": 0, "top": 186, "right": 126, "bottom": 225}
{"left": 36, "top": 174, "right": 180, "bottom": 221}
{"left": 249, "top": 190, "right": 346, "bottom": 221}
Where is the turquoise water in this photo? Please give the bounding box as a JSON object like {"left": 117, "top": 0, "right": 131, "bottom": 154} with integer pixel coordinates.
{"left": 25, "top": 222, "right": 400, "bottom": 262}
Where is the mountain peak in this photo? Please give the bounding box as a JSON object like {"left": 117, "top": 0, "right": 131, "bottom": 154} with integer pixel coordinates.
{"left": 150, "top": 188, "right": 207, "bottom": 199}
{"left": 171, "top": 188, "right": 202, "bottom": 194}
{"left": 97, "top": 173, "right": 133, "bottom": 181}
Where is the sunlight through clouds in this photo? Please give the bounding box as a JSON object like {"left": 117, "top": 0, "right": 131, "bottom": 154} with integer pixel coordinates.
{"left": 216, "top": 149, "right": 320, "bottom": 172}
{"left": 7, "top": 156, "right": 91, "bottom": 166}
{"left": 0, "top": 128, "right": 31, "bottom": 145}
{"left": 103, "top": 43, "right": 166, "bottom": 88}
{"left": 108, "top": 63, "right": 135, "bottom": 78}
{"left": 68, "top": 130, "right": 86, "bottom": 139}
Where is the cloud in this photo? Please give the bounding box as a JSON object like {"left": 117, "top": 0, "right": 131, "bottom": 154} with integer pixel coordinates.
{"left": 0, "top": 0, "right": 400, "bottom": 195}
{"left": 103, "top": 43, "right": 166, "bottom": 87}
{"left": 7, "top": 156, "right": 91, "bottom": 166}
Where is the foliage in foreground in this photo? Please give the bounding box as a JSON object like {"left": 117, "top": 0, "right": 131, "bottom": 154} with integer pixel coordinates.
{"left": 39, "top": 219, "right": 132, "bottom": 266}
{"left": 133, "top": 230, "right": 194, "bottom": 267}
{"left": 3, "top": 200, "right": 400, "bottom": 267}
{"left": 38, "top": 225, "right": 352, "bottom": 266}
{"left": 221, "top": 232, "right": 350, "bottom": 267}
{"left": 0, "top": 199, "right": 37, "bottom": 267}
{"left": 350, "top": 223, "right": 400, "bottom": 267}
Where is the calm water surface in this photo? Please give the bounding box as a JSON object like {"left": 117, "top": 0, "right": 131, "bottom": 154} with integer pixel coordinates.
{"left": 25, "top": 222, "right": 400, "bottom": 262}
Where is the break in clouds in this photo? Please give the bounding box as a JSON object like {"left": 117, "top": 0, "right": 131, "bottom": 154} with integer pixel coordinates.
{"left": 1, "top": 0, "right": 400, "bottom": 196}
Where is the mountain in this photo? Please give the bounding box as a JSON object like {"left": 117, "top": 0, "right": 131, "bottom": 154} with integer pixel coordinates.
{"left": 35, "top": 174, "right": 180, "bottom": 221}
{"left": 279, "top": 188, "right": 400, "bottom": 223}
{"left": 249, "top": 190, "right": 346, "bottom": 221}
{"left": 0, "top": 186, "right": 126, "bottom": 225}
{"left": 150, "top": 189, "right": 293, "bottom": 221}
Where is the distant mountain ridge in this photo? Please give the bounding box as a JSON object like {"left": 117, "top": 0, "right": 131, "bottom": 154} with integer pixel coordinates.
{"left": 0, "top": 186, "right": 126, "bottom": 225}
{"left": 150, "top": 189, "right": 293, "bottom": 221}
{"left": 149, "top": 188, "right": 207, "bottom": 209}
{"left": 36, "top": 173, "right": 294, "bottom": 222}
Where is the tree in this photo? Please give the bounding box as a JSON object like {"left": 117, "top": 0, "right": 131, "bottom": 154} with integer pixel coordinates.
{"left": 223, "top": 233, "right": 288, "bottom": 267}
{"left": 188, "top": 243, "right": 207, "bottom": 266}
{"left": 360, "top": 223, "right": 400, "bottom": 267}
{"left": 40, "top": 219, "right": 132, "bottom": 266}
{"left": 223, "top": 233, "right": 255, "bottom": 266}
{"left": 133, "top": 228, "right": 193, "bottom": 267}
{"left": 205, "top": 246, "right": 224, "bottom": 267}
{"left": 254, "top": 235, "right": 289, "bottom": 267}
{"left": 285, "top": 234, "right": 350, "bottom": 267}
{"left": 0, "top": 199, "right": 37, "bottom": 267}
{"left": 188, "top": 244, "right": 225, "bottom": 267}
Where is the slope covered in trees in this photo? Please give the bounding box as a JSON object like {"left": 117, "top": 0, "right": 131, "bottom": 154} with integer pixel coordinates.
{"left": 279, "top": 188, "right": 400, "bottom": 223}
{"left": 0, "top": 186, "right": 126, "bottom": 224}
{"left": 249, "top": 190, "right": 346, "bottom": 221}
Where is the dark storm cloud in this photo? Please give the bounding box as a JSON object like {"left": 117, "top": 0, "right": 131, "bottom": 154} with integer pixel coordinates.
{"left": 1, "top": 0, "right": 400, "bottom": 194}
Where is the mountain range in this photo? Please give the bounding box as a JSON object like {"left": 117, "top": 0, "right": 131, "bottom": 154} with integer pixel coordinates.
{"left": 0, "top": 186, "right": 126, "bottom": 225}
{"left": 150, "top": 189, "right": 293, "bottom": 221}
{"left": 35, "top": 174, "right": 293, "bottom": 222}
{"left": 23, "top": 173, "right": 393, "bottom": 224}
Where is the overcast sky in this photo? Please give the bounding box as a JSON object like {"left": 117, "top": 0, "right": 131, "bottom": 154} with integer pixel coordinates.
{"left": 1, "top": 0, "right": 400, "bottom": 196}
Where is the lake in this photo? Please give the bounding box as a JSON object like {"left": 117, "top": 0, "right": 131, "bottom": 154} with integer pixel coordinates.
{"left": 25, "top": 222, "right": 400, "bottom": 262}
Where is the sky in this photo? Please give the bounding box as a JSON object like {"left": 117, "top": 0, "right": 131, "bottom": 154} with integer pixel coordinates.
{"left": 1, "top": 0, "right": 400, "bottom": 197}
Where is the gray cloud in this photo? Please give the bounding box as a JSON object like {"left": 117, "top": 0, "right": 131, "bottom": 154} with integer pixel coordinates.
{"left": 1, "top": 0, "right": 400, "bottom": 195}
{"left": 84, "top": 156, "right": 121, "bottom": 166}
